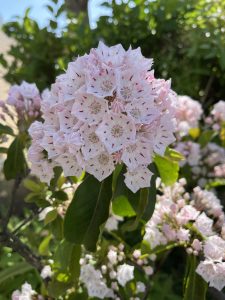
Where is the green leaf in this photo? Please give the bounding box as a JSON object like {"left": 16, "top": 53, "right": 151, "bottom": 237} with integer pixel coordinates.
{"left": 0, "top": 147, "right": 7, "bottom": 153}
{"left": 69, "top": 244, "right": 81, "bottom": 281}
{"left": 64, "top": 175, "right": 113, "bottom": 251}
{"left": 3, "top": 136, "right": 27, "bottom": 180}
{"left": 23, "top": 178, "right": 45, "bottom": 193}
{"left": 112, "top": 165, "right": 140, "bottom": 213}
{"left": 165, "top": 147, "right": 185, "bottom": 162}
{"left": 54, "top": 240, "right": 81, "bottom": 281}
{"left": 50, "top": 216, "right": 63, "bottom": 240}
{"left": 112, "top": 164, "right": 157, "bottom": 227}
{"left": 142, "top": 164, "right": 158, "bottom": 221}
{"left": 112, "top": 195, "right": 136, "bottom": 217}
{"left": 154, "top": 154, "right": 179, "bottom": 186}
{"left": 0, "top": 262, "right": 33, "bottom": 284}
{"left": 39, "top": 235, "right": 52, "bottom": 256}
{"left": 112, "top": 163, "right": 123, "bottom": 192}
{"left": 48, "top": 280, "right": 71, "bottom": 298}
{"left": 183, "top": 255, "right": 207, "bottom": 300}
{"left": 44, "top": 209, "right": 58, "bottom": 225}
{"left": 0, "top": 124, "right": 14, "bottom": 136}
{"left": 52, "top": 190, "right": 68, "bottom": 201}
{"left": 198, "top": 130, "right": 215, "bottom": 148}
{"left": 206, "top": 179, "right": 225, "bottom": 188}
{"left": 24, "top": 192, "right": 50, "bottom": 207}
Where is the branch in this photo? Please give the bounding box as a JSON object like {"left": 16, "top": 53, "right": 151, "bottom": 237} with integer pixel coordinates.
{"left": 201, "top": 74, "right": 214, "bottom": 106}
{"left": 0, "top": 231, "right": 43, "bottom": 272}
{"left": 12, "top": 207, "right": 43, "bottom": 235}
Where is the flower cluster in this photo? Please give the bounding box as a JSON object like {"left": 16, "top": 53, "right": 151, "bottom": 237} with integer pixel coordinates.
{"left": 11, "top": 282, "right": 42, "bottom": 300}
{"left": 144, "top": 179, "right": 225, "bottom": 290}
{"left": 28, "top": 42, "right": 176, "bottom": 192}
{"left": 175, "top": 141, "right": 225, "bottom": 187}
{"left": 79, "top": 244, "right": 154, "bottom": 299}
{"left": 174, "top": 95, "right": 203, "bottom": 137}
{"left": 6, "top": 81, "right": 41, "bottom": 120}
{"left": 208, "top": 100, "right": 225, "bottom": 130}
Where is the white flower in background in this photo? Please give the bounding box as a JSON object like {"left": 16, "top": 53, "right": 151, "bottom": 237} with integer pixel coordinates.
{"left": 174, "top": 95, "right": 203, "bottom": 136}
{"left": 105, "top": 214, "right": 123, "bottom": 231}
{"left": 117, "top": 263, "right": 134, "bottom": 286}
{"left": 11, "top": 282, "right": 36, "bottom": 300}
{"left": 40, "top": 265, "right": 52, "bottom": 279}
{"left": 211, "top": 100, "right": 225, "bottom": 123}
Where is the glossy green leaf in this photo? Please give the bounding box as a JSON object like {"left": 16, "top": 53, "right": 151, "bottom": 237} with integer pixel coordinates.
{"left": 44, "top": 209, "right": 58, "bottom": 225}
{"left": 0, "top": 147, "right": 7, "bottom": 153}
{"left": 38, "top": 235, "right": 52, "bottom": 256}
{"left": 112, "top": 195, "right": 136, "bottom": 217}
{"left": 183, "top": 255, "right": 207, "bottom": 300}
{"left": 52, "top": 190, "right": 68, "bottom": 201}
{"left": 112, "top": 164, "right": 157, "bottom": 226}
{"left": 154, "top": 154, "right": 179, "bottom": 186}
{"left": 50, "top": 216, "right": 64, "bottom": 240}
{"left": 3, "top": 136, "right": 27, "bottom": 180}
{"left": 23, "top": 178, "right": 45, "bottom": 193}
{"left": 54, "top": 240, "right": 81, "bottom": 281}
{"left": 69, "top": 244, "right": 81, "bottom": 281}
{"left": 0, "top": 124, "right": 14, "bottom": 136}
{"left": 142, "top": 164, "right": 158, "bottom": 221}
{"left": 64, "top": 175, "right": 112, "bottom": 251}
{"left": 165, "top": 147, "right": 185, "bottom": 162}
{"left": 48, "top": 280, "right": 71, "bottom": 298}
{"left": 198, "top": 130, "right": 215, "bottom": 148}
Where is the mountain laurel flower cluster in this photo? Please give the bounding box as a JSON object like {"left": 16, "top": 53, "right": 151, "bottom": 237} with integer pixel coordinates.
{"left": 174, "top": 95, "right": 203, "bottom": 137}
{"left": 11, "top": 282, "right": 42, "bottom": 300}
{"left": 208, "top": 100, "right": 225, "bottom": 130}
{"left": 27, "top": 42, "right": 176, "bottom": 192}
{"left": 175, "top": 141, "right": 225, "bottom": 186}
{"left": 144, "top": 179, "right": 225, "bottom": 290}
{"left": 6, "top": 81, "right": 41, "bottom": 120}
{"left": 79, "top": 244, "right": 154, "bottom": 299}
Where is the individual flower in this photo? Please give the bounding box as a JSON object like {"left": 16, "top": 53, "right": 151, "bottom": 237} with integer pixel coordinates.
{"left": 203, "top": 236, "right": 225, "bottom": 261}
{"left": 40, "top": 265, "right": 52, "bottom": 279}
{"left": 124, "top": 167, "right": 153, "bottom": 193}
{"left": 117, "top": 263, "right": 134, "bottom": 286}
{"left": 196, "top": 260, "right": 225, "bottom": 291}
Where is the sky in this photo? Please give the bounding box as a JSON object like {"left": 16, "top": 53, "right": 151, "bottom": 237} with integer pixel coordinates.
{"left": 0, "top": 0, "right": 111, "bottom": 28}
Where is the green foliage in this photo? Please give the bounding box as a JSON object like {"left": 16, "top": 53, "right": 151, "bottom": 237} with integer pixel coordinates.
{"left": 1, "top": 1, "right": 95, "bottom": 90}
{"left": 1, "top": 0, "right": 225, "bottom": 102}
{"left": 96, "top": 0, "right": 225, "bottom": 102}
{"left": 112, "top": 195, "right": 136, "bottom": 217}
{"left": 0, "top": 124, "right": 14, "bottom": 136}
{"left": 150, "top": 273, "right": 182, "bottom": 300}
{"left": 183, "top": 255, "right": 207, "bottom": 300}
{"left": 0, "top": 262, "right": 33, "bottom": 285}
{"left": 3, "top": 136, "right": 27, "bottom": 180}
{"left": 64, "top": 175, "right": 113, "bottom": 251}
{"left": 154, "top": 154, "right": 179, "bottom": 186}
